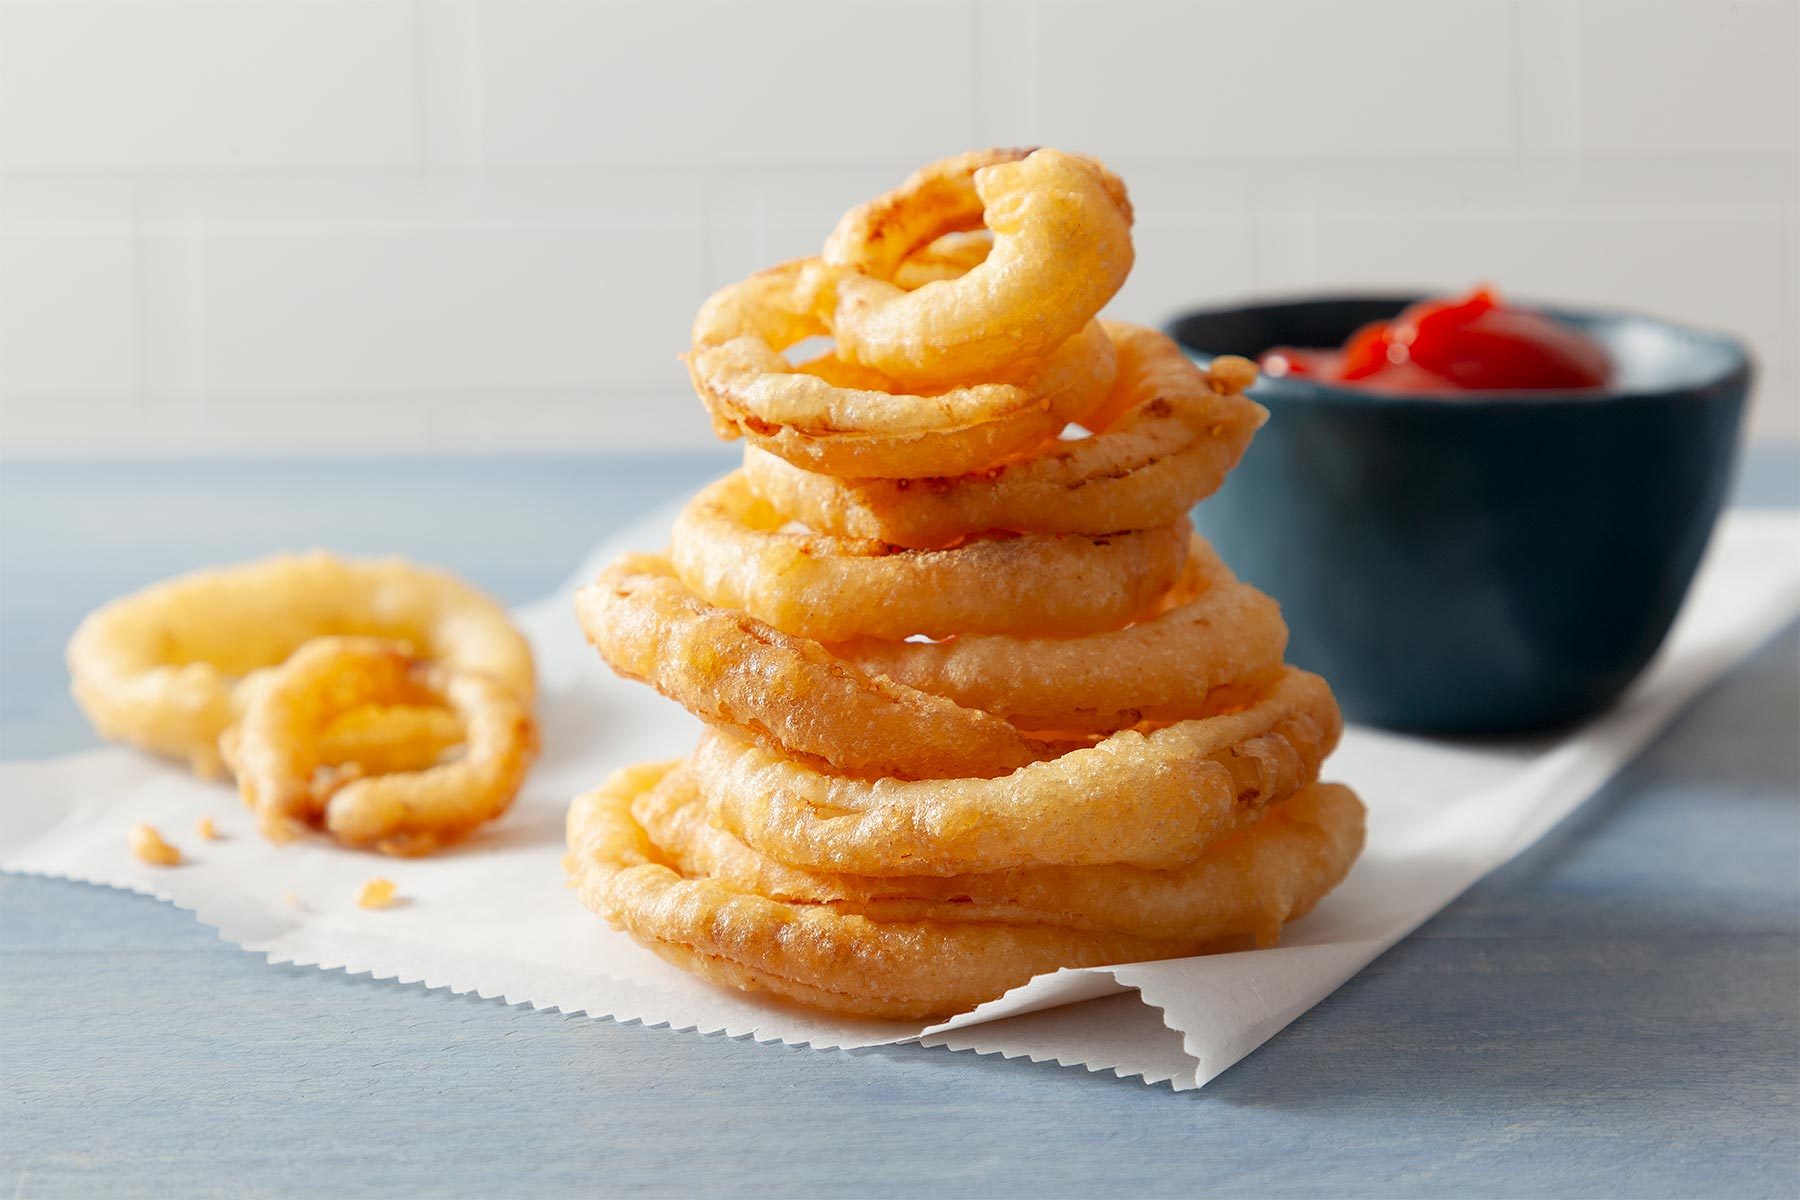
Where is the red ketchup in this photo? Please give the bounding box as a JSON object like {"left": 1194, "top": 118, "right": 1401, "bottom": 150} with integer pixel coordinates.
{"left": 1260, "top": 287, "right": 1613, "bottom": 394}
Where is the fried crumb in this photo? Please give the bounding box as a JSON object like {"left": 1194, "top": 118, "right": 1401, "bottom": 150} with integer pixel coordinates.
{"left": 130, "top": 824, "right": 181, "bottom": 866}
{"left": 357, "top": 877, "right": 399, "bottom": 909}
{"left": 195, "top": 815, "right": 220, "bottom": 841}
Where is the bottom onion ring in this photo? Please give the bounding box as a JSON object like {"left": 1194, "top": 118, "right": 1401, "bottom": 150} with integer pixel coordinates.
{"left": 636, "top": 763, "right": 1365, "bottom": 943}
{"left": 566, "top": 761, "right": 1365, "bottom": 1020}
{"left": 223, "top": 637, "right": 538, "bottom": 855}
{"left": 692, "top": 667, "right": 1342, "bottom": 878}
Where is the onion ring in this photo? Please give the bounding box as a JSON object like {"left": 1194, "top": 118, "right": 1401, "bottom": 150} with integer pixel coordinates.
{"left": 67, "top": 551, "right": 534, "bottom": 777}
{"left": 689, "top": 261, "right": 1115, "bottom": 478}
{"left": 742, "top": 325, "right": 1266, "bottom": 547}
{"left": 636, "top": 763, "right": 1365, "bottom": 944}
{"left": 692, "top": 668, "right": 1341, "bottom": 878}
{"left": 809, "top": 148, "right": 1134, "bottom": 387}
{"left": 832, "top": 536, "right": 1287, "bottom": 733}
{"left": 575, "top": 553, "right": 1056, "bottom": 780}
{"left": 223, "top": 637, "right": 537, "bottom": 855}
{"left": 567, "top": 761, "right": 1197, "bottom": 1021}
{"left": 670, "top": 472, "right": 1189, "bottom": 642}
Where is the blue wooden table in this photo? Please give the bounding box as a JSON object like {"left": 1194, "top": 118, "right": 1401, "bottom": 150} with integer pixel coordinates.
{"left": 3, "top": 452, "right": 1796, "bottom": 1199}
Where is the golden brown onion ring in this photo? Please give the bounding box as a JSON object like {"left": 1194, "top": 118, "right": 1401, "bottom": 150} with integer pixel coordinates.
{"left": 637, "top": 763, "right": 1366, "bottom": 944}
{"left": 670, "top": 473, "right": 1189, "bottom": 642}
{"left": 223, "top": 637, "right": 537, "bottom": 855}
{"left": 810, "top": 148, "right": 1135, "bottom": 387}
{"left": 693, "top": 668, "right": 1341, "bottom": 878}
{"left": 575, "top": 553, "right": 1055, "bottom": 780}
{"left": 833, "top": 536, "right": 1287, "bottom": 734}
{"left": 66, "top": 551, "right": 534, "bottom": 777}
{"left": 567, "top": 761, "right": 1197, "bottom": 1021}
{"left": 688, "top": 262, "right": 1115, "bottom": 479}
{"left": 742, "top": 325, "right": 1266, "bottom": 547}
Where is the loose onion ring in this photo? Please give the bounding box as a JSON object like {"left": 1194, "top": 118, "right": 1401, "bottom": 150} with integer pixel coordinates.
{"left": 689, "top": 260, "right": 1115, "bottom": 479}
{"left": 670, "top": 473, "right": 1189, "bottom": 642}
{"left": 223, "top": 637, "right": 537, "bottom": 855}
{"left": 832, "top": 536, "right": 1288, "bottom": 734}
{"left": 575, "top": 553, "right": 1058, "bottom": 780}
{"left": 637, "top": 763, "right": 1365, "bottom": 945}
{"left": 67, "top": 551, "right": 535, "bottom": 777}
{"left": 692, "top": 668, "right": 1342, "bottom": 878}
{"left": 743, "top": 325, "right": 1266, "bottom": 547}
{"left": 567, "top": 761, "right": 1198, "bottom": 1021}
{"left": 810, "top": 148, "right": 1135, "bottom": 387}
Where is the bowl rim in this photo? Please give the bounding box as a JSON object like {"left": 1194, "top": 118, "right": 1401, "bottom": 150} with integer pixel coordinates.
{"left": 1163, "top": 291, "right": 1755, "bottom": 409}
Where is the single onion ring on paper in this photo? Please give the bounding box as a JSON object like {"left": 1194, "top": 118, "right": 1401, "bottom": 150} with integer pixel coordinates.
{"left": 808, "top": 148, "right": 1135, "bottom": 386}
{"left": 575, "top": 553, "right": 1059, "bottom": 780}
{"left": 831, "top": 536, "right": 1288, "bottom": 734}
{"left": 67, "top": 551, "right": 535, "bottom": 777}
{"left": 691, "top": 668, "right": 1342, "bottom": 878}
{"left": 635, "top": 763, "right": 1366, "bottom": 944}
{"left": 566, "top": 761, "right": 1199, "bottom": 1021}
{"left": 742, "top": 325, "right": 1266, "bottom": 548}
{"left": 669, "top": 472, "right": 1189, "bottom": 642}
{"left": 688, "top": 260, "right": 1116, "bottom": 479}
{"left": 222, "top": 637, "right": 537, "bottom": 856}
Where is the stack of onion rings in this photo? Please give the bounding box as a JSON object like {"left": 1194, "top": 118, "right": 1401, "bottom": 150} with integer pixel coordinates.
{"left": 570, "top": 148, "right": 1367, "bottom": 1020}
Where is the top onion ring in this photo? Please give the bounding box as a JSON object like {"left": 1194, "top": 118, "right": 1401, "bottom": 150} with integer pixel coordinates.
{"left": 689, "top": 259, "right": 1116, "bottom": 479}
{"left": 807, "top": 148, "right": 1135, "bottom": 387}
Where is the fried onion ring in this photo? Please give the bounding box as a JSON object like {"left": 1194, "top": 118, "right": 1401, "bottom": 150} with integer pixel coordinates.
{"left": 742, "top": 325, "right": 1266, "bottom": 547}
{"left": 808, "top": 148, "right": 1134, "bottom": 387}
{"left": 636, "top": 763, "right": 1365, "bottom": 944}
{"left": 568, "top": 761, "right": 1193, "bottom": 1021}
{"left": 67, "top": 551, "right": 534, "bottom": 776}
{"left": 567, "top": 761, "right": 1363, "bottom": 1020}
{"left": 692, "top": 668, "right": 1341, "bottom": 878}
{"left": 223, "top": 637, "right": 537, "bottom": 855}
{"left": 670, "top": 472, "right": 1189, "bottom": 642}
{"left": 832, "top": 536, "right": 1287, "bottom": 733}
{"left": 575, "top": 554, "right": 1056, "bottom": 780}
{"left": 689, "top": 261, "right": 1116, "bottom": 478}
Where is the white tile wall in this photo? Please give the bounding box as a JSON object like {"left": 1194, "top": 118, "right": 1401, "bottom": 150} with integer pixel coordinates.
{"left": 0, "top": 0, "right": 1794, "bottom": 455}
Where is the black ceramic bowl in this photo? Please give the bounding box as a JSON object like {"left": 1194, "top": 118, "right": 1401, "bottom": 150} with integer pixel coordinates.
{"left": 1166, "top": 295, "right": 1752, "bottom": 733}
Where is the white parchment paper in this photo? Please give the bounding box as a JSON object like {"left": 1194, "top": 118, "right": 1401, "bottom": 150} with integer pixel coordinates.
{"left": 4, "top": 508, "right": 1794, "bottom": 1090}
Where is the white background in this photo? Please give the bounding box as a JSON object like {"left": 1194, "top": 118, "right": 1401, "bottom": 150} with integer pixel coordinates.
{"left": 1, "top": 0, "right": 1795, "bottom": 454}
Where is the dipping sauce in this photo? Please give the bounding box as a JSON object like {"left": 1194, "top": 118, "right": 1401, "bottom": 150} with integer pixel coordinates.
{"left": 1260, "top": 287, "right": 1613, "bottom": 393}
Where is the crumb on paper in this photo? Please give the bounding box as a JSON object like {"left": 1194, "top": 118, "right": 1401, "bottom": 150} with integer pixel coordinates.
{"left": 196, "top": 815, "right": 220, "bottom": 840}
{"left": 130, "top": 824, "right": 181, "bottom": 867}
{"left": 283, "top": 890, "right": 300, "bottom": 908}
{"left": 357, "top": 877, "right": 399, "bottom": 909}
